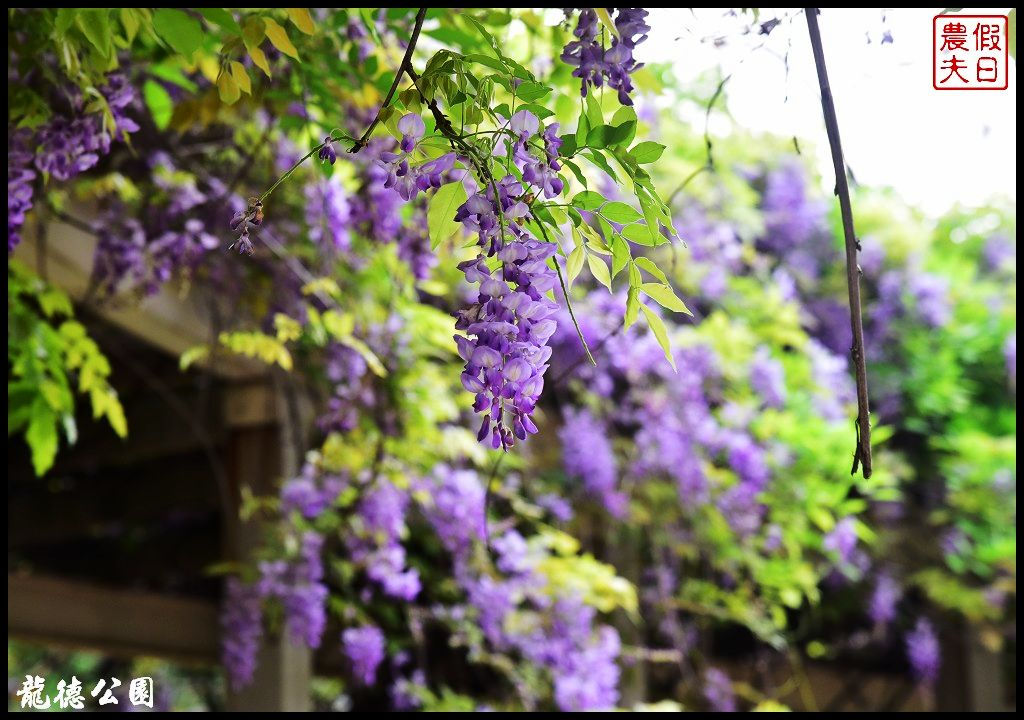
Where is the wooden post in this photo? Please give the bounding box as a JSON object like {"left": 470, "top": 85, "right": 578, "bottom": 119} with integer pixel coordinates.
{"left": 222, "top": 380, "right": 312, "bottom": 712}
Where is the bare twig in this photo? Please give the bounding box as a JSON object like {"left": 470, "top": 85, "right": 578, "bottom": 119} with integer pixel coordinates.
{"left": 667, "top": 73, "right": 730, "bottom": 207}
{"left": 349, "top": 8, "right": 428, "bottom": 153}
{"left": 805, "top": 8, "right": 872, "bottom": 478}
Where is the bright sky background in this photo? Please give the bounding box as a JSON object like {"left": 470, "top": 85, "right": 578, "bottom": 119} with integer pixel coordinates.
{"left": 642, "top": 8, "right": 1017, "bottom": 216}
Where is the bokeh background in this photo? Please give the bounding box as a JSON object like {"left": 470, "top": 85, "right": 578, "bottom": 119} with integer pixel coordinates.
{"left": 8, "top": 8, "right": 1016, "bottom": 711}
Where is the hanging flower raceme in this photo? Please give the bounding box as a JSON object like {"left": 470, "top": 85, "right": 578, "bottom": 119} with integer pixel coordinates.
{"left": 318, "top": 135, "right": 338, "bottom": 165}
{"left": 378, "top": 114, "right": 456, "bottom": 200}
{"left": 8, "top": 130, "right": 36, "bottom": 253}
{"left": 561, "top": 8, "right": 650, "bottom": 106}
{"left": 229, "top": 197, "right": 264, "bottom": 255}
{"left": 510, "top": 110, "right": 564, "bottom": 199}
{"left": 454, "top": 172, "right": 559, "bottom": 450}
{"left": 35, "top": 73, "right": 139, "bottom": 181}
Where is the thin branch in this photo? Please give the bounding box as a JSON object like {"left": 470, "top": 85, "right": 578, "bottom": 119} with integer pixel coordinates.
{"left": 667, "top": 73, "right": 730, "bottom": 207}
{"left": 805, "top": 8, "right": 872, "bottom": 478}
{"left": 482, "top": 451, "right": 504, "bottom": 553}
{"left": 349, "top": 7, "right": 428, "bottom": 153}
{"left": 534, "top": 219, "right": 596, "bottom": 367}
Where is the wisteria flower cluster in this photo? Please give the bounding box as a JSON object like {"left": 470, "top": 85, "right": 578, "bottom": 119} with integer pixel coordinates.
{"left": 7, "top": 73, "right": 139, "bottom": 254}
{"left": 561, "top": 8, "right": 651, "bottom": 105}
{"left": 8, "top": 131, "right": 36, "bottom": 253}
{"left": 452, "top": 110, "right": 567, "bottom": 450}
{"left": 379, "top": 114, "right": 456, "bottom": 201}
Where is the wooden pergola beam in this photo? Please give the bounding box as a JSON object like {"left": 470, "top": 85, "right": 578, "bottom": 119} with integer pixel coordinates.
{"left": 14, "top": 216, "right": 264, "bottom": 381}
{"left": 7, "top": 573, "right": 219, "bottom": 664}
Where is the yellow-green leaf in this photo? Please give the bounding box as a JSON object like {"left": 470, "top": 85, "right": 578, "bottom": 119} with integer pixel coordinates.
{"left": 217, "top": 72, "right": 240, "bottom": 104}
{"left": 264, "top": 18, "right": 299, "bottom": 59}
{"left": 120, "top": 8, "right": 140, "bottom": 42}
{"left": 230, "top": 61, "right": 252, "bottom": 94}
{"left": 595, "top": 8, "right": 620, "bottom": 38}
{"left": 179, "top": 345, "right": 210, "bottom": 371}
{"left": 625, "top": 286, "right": 640, "bottom": 329}
{"left": 633, "top": 256, "right": 668, "bottom": 285}
{"left": 287, "top": 8, "right": 315, "bottom": 35}
{"left": 242, "top": 17, "right": 265, "bottom": 50}
{"left": 249, "top": 46, "right": 272, "bottom": 77}
{"left": 566, "top": 243, "right": 585, "bottom": 286}
{"left": 586, "top": 252, "right": 612, "bottom": 291}
{"left": 640, "top": 282, "right": 692, "bottom": 315}
{"left": 640, "top": 304, "right": 676, "bottom": 371}
{"left": 427, "top": 181, "right": 467, "bottom": 249}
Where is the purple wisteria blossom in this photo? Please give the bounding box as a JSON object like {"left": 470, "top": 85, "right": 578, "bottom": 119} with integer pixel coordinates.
{"left": 561, "top": 9, "right": 651, "bottom": 106}
{"left": 417, "top": 465, "right": 487, "bottom": 559}
{"left": 317, "top": 136, "right": 337, "bottom": 165}
{"left": 305, "top": 176, "right": 351, "bottom": 251}
{"left": 35, "top": 73, "right": 139, "bottom": 181}
{"left": 905, "top": 618, "right": 940, "bottom": 685}
{"left": 760, "top": 160, "right": 826, "bottom": 255}
{"left": 909, "top": 271, "right": 951, "bottom": 328}
{"left": 454, "top": 169, "right": 560, "bottom": 450}
{"left": 1004, "top": 333, "right": 1015, "bottom": 387}
{"left": 221, "top": 578, "right": 264, "bottom": 690}
{"left": 704, "top": 667, "right": 737, "bottom": 712}
{"left": 343, "top": 625, "right": 387, "bottom": 685}
{"left": 8, "top": 130, "right": 36, "bottom": 253}
{"left": 280, "top": 462, "right": 347, "bottom": 519}
{"left": 257, "top": 531, "right": 329, "bottom": 648}
{"left": 869, "top": 572, "right": 901, "bottom": 626}
{"left": 378, "top": 113, "right": 456, "bottom": 200}
{"left": 750, "top": 345, "right": 786, "bottom": 409}
{"left": 824, "top": 517, "right": 858, "bottom": 565}
{"left": 347, "top": 481, "right": 421, "bottom": 600}
{"left": 560, "top": 407, "right": 626, "bottom": 517}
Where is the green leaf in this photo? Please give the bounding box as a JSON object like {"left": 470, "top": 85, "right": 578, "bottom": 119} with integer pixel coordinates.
{"left": 55, "top": 8, "right": 77, "bottom": 34}
{"left": 640, "top": 283, "right": 692, "bottom": 315}
{"left": 610, "top": 234, "right": 630, "bottom": 278}
{"left": 427, "top": 182, "right": 468, "bottom": 249}
{"left": 640, "top": 304, "right": 676, "bottom": 371}
{"left": 559, "top": 133, "right": 578, "bottom": 157}
{"left": 587, "top": 252, "right": 612, "bottom": 291}
{"left": 143, "top": 80, "right": 173, "bottom": 129}
{"left": 120, "top": 8, "right": 140, "bottom": 42}
{"left": 588, "top": 120, "right": 635, "bottom": 149}
{"left": 595, "top": 8, "right": 619, "bottom": 38}
{"left": 514, "top": 81, "right": 550, "bottom": 102}
{"left": 153, "top": 8, "right": 203, "bottom": 58}
{"left": 601, "top": 202, "right": 642, "bottom": 224}
{"left": 630, "top": 140, "right": 666, "bottom": 164}
{"left": 76, "top": 9, "right": 113, "bottom": 57}
{"left": 611, "top": 106, "right": 637, "bottom": 144}
{"left": 26, "top": 399, "right": 58, "bottom": 476}
{"left": 464, "top": 53, "right": 507, "bottom": 74}
{"left": 621, "top": 223, "right": 664, "bottom": 246}
{"left": 809, "top": 507, "right": 835, "bottom": 532}
{"left": 583, "top": 148, "right": 619, "bottom": 181}
{"left": 199, "top": 8, "right": 241, "bottom": 34}
{"left": 633, "top": 256, "right": 669, "bottom": 285}
{"left": 585, "top": 92, "right": 603, "bottom": 128}
{"left": 571, "top": 190, "right": 604, "bottom": 211}
{"left": 625, "top": 286, "right": 640, "bottom": 328}
{"left": 566, "top": 242, "right": 585, "bottom": 286}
